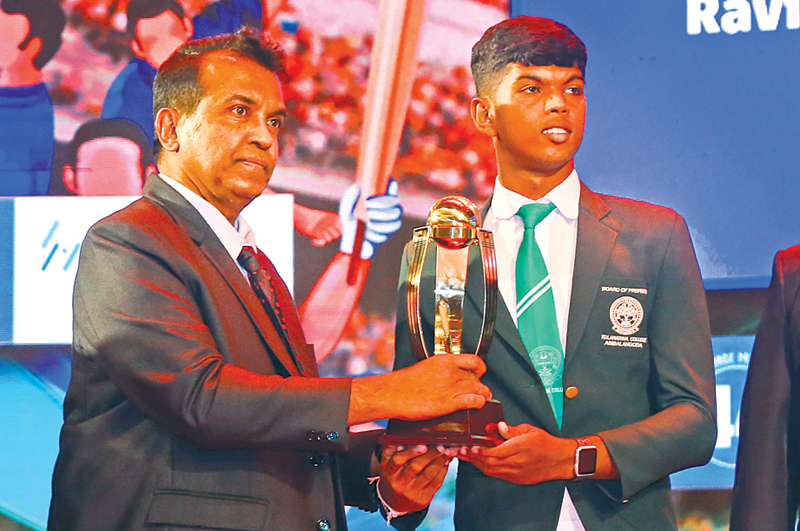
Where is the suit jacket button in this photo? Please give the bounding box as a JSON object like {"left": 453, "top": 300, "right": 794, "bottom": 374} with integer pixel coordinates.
{"left": 565, "top": 386, "right": 579, "bottom": 399}
{"left": 317, "top": 518, "right": 331, "bottom": 531}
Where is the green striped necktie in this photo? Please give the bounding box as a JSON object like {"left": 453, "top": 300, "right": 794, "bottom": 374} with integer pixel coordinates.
{"left": 515, "top": 203, "right": 564, "bottom": 429}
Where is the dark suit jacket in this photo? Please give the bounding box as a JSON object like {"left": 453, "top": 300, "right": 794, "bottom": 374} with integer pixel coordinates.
{"left": 393, "top": 183, "right": 716, "bottom": 531}
{"left": 731, "top": 244, "right": 800, "bottom": 531}
{"left": 48, "top": 176, "right": 378, "bottom": 531}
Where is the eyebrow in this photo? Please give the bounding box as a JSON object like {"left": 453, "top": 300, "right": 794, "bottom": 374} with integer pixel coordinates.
{"left": 224, "top": 95, "right": 257, "bottom": 105}
{"left": 515, "top": 74, "right": 585, "bottom": 84}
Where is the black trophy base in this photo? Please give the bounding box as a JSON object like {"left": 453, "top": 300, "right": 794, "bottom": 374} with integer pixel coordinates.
{"left": 379, "top": 400, "right": 505, "bottom": 447}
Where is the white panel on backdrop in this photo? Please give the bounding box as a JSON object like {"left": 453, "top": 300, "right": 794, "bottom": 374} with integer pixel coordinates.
{"left": 13, "top": 197, "right": 136, "bottom": 345}
{"left": 11, "top": 194, "right": 294, "bottom": 345}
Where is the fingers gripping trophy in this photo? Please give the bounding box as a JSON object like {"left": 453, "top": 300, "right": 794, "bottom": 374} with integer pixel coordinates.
{"left": 382, "top": 196, "right": 504, "bottom": 447}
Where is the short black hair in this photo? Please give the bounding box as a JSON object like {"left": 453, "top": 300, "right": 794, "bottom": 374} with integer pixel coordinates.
{"left": 471, "top": 16, "right": 586, "bottom": 97}
{"left": 1, "top": 0, "right": 66, "bottom": 70}
{"left": 152, "top": 28, "right": 286, "bottom": 154}
{"left": 126, "top": 0, "right": 185, "bottom": 37}
{"left": 66, "top": 119, "right": 155, "bottom": 172}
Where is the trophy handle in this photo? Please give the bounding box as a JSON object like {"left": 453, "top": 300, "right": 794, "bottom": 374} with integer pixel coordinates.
{"left": 474, "top": 229, "right": 497, "bottom": 360}
{"left": 407, "top": 227, "right": 431, "bottom": 361}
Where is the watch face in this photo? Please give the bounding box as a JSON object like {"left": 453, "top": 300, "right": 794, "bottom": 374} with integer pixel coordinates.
{"left": 577, "top": 447, "right": 597, "bottom": 476}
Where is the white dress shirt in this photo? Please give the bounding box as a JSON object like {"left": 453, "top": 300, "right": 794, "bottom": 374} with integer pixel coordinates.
{"left": 484, "top": 170, "right": 585, "bottom": 531}
{"left": 160, "top": 174, "right": 256, "bottom": 279}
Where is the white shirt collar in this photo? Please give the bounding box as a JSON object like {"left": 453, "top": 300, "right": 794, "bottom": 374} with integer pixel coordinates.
{"left": 490, "top": 169, "right": 581, "bottom": 222}
{"left": 159, "top": 174, "right": 255, "bottom": 261}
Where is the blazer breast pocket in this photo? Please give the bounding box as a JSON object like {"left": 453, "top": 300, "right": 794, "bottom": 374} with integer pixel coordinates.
{"left": 591, "top": 277, "right": 650, "bottom": 359}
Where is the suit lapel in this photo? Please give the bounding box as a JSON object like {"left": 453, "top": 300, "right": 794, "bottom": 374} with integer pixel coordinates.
{"left": 143, "top": 176, "right": 302, "bottom": 377}
{"left": 564, "top": 184, "right": 618, "bottom": 367}
{"left": 198, "top": 242, "right": 303, "bottom": 377}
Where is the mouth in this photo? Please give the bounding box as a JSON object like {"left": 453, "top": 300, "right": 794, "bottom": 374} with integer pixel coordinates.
{"left": 239, "top": 160, "right": 270, "bottom": 171}
{"left": 542, "top": 127, "right": 571, "bottom": 144}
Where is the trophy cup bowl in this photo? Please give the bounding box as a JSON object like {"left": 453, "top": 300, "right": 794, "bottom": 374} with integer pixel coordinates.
{"left": 429, "top": 196, "right": 479, "bottom": 250}
{"left": 380, "top": 196, "right": 504, "bottom": 447}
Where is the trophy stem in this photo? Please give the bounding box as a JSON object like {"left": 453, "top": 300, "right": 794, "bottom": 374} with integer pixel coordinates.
{"left": 434, "top": 246, "right": 469, "bottom": 356}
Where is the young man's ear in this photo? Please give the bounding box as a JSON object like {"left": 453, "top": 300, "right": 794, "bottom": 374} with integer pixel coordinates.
{"left": 470, "top": 96, "right": 496, "bottom": 137}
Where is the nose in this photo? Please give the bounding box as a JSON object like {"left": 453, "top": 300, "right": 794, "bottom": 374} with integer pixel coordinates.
{"left": 544, "top": 89, "right": 568, "bottom": 114}
{"left": 250, "top": 122, "right": 277, "bottom": 151}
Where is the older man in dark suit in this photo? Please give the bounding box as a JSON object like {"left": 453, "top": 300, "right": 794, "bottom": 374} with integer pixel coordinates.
{"left": 47, "top": 30, "right": 492, "bottom": 531}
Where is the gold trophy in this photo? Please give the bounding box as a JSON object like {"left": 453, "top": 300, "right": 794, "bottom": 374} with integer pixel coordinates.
{"left": 381, "top": 196, "right": 504, "bottom": 446}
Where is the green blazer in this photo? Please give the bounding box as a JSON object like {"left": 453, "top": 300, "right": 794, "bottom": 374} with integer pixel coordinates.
{"left": 393, "top": 183, "right": 716, "bottom": 531}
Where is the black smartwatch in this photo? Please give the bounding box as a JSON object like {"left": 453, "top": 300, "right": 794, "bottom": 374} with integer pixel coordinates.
{"left": 574, "top": 437, "right": 597, "bottom": 478}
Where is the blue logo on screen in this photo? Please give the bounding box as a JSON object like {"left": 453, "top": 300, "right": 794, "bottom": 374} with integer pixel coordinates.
{"left": 41, "top": 220, "right": 80, "bottom": 272}
{"left": 711, "top": 348, "right": 751, "bottom": 469}
{"left": 671, "top": 335, "right": 755, "bottom": 489}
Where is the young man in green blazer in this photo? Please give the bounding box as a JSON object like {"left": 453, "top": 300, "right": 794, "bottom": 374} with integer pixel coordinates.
{"left": 385, "top": 16, "right": 716, "bottom": 531}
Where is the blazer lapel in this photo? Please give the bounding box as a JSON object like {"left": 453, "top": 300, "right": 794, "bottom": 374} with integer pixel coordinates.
{"left": 466, "top": 199, "right": 559, "bottom": 432}
{"left": 464, "top": 245, "right": 529, "bottom": 362}
{"left": 564, "top": 184, "right": 618, "bottom": 367}
{"left": 466, "top": 199, "right": 533, "bottom": 366}
{"left": 143, "top": 176, "right": 302, "bottom": 377}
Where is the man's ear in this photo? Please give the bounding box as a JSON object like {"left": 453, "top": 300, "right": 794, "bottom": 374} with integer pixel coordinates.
{"left": 470, "top": 96, "right": 496, "bottom": 137}
{"left": 63, "top": 165, "right": 78, "bottom": 194}
{"left": 155, "top": 107, "right": 181, "bottom": 152}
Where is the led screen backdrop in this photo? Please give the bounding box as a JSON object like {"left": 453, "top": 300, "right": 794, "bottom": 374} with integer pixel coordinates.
{"left": 1, "top": 0, "right": 791, "bottom": 529}
{"left": 0, "top": 1, "right": 509, "bottom": 529}
{"left": 513, "top": 0, "right": 799, "bottom": 286}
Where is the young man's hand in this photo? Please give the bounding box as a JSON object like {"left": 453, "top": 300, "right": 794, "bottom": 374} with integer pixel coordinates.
{"left": 459, "top": 423, "right": 574, "bottom": 484}
{"left": 460, "top": 422, "right": 619, "bottom": 484}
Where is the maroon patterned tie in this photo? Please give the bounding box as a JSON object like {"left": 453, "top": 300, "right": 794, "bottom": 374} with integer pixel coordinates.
{"left": 237, "top": 246, "right": 306, "bottom": 372}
